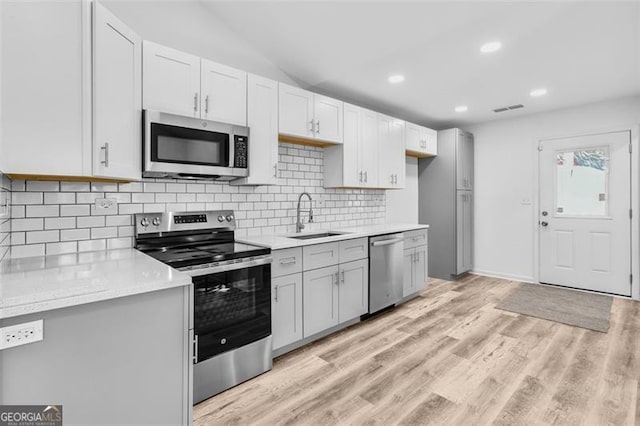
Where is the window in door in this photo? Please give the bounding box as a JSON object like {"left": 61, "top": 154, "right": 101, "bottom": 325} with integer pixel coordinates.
{"left": 555, "top": 147, "right": 609, "bottom": 217}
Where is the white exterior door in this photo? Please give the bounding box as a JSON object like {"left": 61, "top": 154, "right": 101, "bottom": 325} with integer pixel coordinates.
{"left": 200, "top": 59, "right": 246, "bottom": 125}
{"left": 142, "top": 41, "right": 200, "bottom": 117}
{"left": 539, "top": 131, "right": 632, "bottom": 296}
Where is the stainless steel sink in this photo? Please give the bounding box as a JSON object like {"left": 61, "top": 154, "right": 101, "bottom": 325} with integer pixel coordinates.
{"left": 287, "top": 232, "right": 347, "bottom": 240}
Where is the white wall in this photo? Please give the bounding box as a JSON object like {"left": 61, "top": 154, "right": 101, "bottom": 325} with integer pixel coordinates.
{"left": 467, "top": 95, "right": 640, "bottom": 282}
{"left": 386, "top": 157, "right": 419, "bottom": 224}
{"left": 101, "top": 0, "right": 296, "bottom": 85}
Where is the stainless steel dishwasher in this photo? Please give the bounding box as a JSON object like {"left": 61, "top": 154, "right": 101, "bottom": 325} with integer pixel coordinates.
{"left": 369, "top": 233, "right": 404, "bottom": 314}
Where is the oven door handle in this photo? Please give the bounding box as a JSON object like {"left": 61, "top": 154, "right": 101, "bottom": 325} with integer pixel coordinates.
{"left": 182, "top": 256, "right": 272, "bottom": 277}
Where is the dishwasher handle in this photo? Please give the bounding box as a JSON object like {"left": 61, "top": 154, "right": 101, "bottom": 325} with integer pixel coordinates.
{"left": 371, "top": 237, "right": 404, "bottom": 247}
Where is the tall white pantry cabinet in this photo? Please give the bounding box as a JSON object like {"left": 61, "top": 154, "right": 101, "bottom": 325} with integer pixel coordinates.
{"left": 1, "top": 0, "right": 142, "bottom": 181}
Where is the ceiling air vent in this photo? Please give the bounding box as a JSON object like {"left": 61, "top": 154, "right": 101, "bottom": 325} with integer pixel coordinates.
{"left": 493, "top": 104, "right": 525, "bottom": 113}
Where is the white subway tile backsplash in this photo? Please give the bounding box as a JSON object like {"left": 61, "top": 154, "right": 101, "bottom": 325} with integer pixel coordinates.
{"left": 26, "top": 205, "right": 59, "bottom": 218}
{"left": 26, "top": 230, "right": 59, "bottom": 244}
{"left": 8, "top": 144, "right": 386, "bottom": 256}
{"left": 12, "top": 244, "right": 45, "bottom": 258}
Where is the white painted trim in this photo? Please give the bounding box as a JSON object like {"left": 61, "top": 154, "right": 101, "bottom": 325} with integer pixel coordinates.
{"left": 471, "top": 270, "right": 535, "bottom": 284}
{"left": 533, "top": 123, "right": 640, "bottom": 300}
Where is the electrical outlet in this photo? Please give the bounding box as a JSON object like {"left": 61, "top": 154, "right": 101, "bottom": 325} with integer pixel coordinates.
{"left": 95, "top": 198, "right": 117, "bottom": 211}
{"left": 1, "top": 319, "right": 44, "bottom": 350}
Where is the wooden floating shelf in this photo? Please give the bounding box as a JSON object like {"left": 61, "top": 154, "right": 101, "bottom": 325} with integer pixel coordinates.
{"left": 278, "top": 134, "right": 338, "bottom": 148}
{"left": 405, "top": 150, "right": 436, "bottom": 159}
{"left": 7, "top": 174, "right": 134, "bottom": 184}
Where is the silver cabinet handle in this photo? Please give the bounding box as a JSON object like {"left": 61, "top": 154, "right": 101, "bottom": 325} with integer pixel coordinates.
{"left": 359, "top": 171, "right": 363, "bottom": 183}
{"left": 205, "top": 95, "right": 209, "bottom": 114}
{"left": 101, "top": 143, "right": 109, "bottom": 167}
{"left": 334, "top": 271, "right": 339, "bottom": 285}
{"left": 341, "top": 270, "right": 345, "bottom": 283}
{"left": 372, "top": 237, "right": 403, "bottom": 247}
{"left": 316, "top": 120, "right": 320, "bottom": 134}
{"left": 390, "top": 174, "right": 394, "bottom": 184}
{"left": 364, "top": 171, "right": 368, "bottom": 183}
{"left": 279, "top": 257, "right": 297, "bottom": 265}
{"left": 309, "top": 120, "right": 315, "bottom": 133}
{"left": 273, "top": 163, "right": 278, "bottom": 177}
{"left": 194, "top": 92, "right": 198, "bottom": 112}
{"left": 193, "top": 334, "right": 198, "bottom": 364}
{"left": 274, "top": 285, "right": 278, "bottom": 301}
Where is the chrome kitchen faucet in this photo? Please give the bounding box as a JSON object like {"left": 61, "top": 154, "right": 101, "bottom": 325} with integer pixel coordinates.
{"left": 296, "top": 192, "right": 314, "bottom": 233}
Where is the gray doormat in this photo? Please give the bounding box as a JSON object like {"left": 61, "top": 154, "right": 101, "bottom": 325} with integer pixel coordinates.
{"left": 496, "top": 283, "right": 613, "bottom": 333}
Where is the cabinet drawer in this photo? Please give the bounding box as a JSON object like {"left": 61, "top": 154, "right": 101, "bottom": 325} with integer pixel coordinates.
{"left": 272, "top": 247, "right": 303, "bottom": 278}
{"left": 339, "top": 237, "right": 368, "bottom": 263}
{"left": 303, "top": 242, "right": 340, "bottom": 271}
{"left": 404, "top": 229, "right": 428, "bottom": 249}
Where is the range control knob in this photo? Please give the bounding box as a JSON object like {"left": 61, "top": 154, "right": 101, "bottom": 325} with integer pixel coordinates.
{"left": 152, "top": 217, "right": 161, "bottom": 227}
{"left": 140, "top": 217, "right": 149, "bottom": 227}
{"left": 226, "top": 214, "right": 234, "bottom": 222}
{"left": 217, "top": 215, "right": 225, "bottom": 223}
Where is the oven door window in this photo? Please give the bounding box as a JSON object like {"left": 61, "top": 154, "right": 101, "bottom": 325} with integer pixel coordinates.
{"left": 193, "top": 264, "right": 271, "bottom": 361}
{"left": 151, "top": 122, "right": 229, "bottom": 167}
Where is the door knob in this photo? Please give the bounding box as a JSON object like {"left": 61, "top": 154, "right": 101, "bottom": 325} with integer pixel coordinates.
{"left": 541, "top": 221, "right": 548, "bottom": 227}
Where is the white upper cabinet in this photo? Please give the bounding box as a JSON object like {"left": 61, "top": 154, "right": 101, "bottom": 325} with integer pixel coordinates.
{"left": 92, "top": 2, "right": 142, "bottom": 181}
{"left": 313, "top": 95, "right": 343, "bottom": 144}
{"left": 200, "top": 59, "right": 247, "bottom": 126}
{"left": 142, "top": 41, "right": 200, "bottom": 118}
{"left": 324, "top": 103, "right": 377, "bottom": 188}
{"left": 378, "top": 114, "right": 405, "bottom": 189}
{"left": 2, "top": 0, "right": 141, "bottom": 181}
{"left": 278, "top": 84, "right": 314, "bottom": 139}
{"left": 405, "top": 122, "right": 437, "bottom": 157}
{"left": 279, "top": 83, "right": 343, "bottom": 144}
{"left": 232, "top": 74, "right": 278, "bottom": 186}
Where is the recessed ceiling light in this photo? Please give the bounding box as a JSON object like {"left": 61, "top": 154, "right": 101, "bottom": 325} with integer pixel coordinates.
{"left": 455, "top": 105, "right": 468, "bottom": 113}
{"left": 530, "top": 88, "right": 548, "bottom": 97}
{"left": 388, "top": 74, "right": 405, "bottom": 84}
{"left": 480, "top": 41, "right": 502, "bottom": 53}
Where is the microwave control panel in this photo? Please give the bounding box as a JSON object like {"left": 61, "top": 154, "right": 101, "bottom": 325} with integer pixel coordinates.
{"left": 234, "top": 135, "right": 248, "bottom": 169}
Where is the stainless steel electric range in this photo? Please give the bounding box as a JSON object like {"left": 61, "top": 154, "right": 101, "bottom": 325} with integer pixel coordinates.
{"left": 134, "top": 210, "right": 272, "bottom": 404}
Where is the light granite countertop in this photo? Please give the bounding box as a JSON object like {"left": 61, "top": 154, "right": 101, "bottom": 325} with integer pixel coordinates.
{"left": 238, "top": 223, "right": 429, "bottom": 250}
{"left": 0, "top": 249, "right": 192, "bottom": 320}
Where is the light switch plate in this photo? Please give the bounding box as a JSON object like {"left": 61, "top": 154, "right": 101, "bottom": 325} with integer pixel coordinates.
{"left": 1, "top": 319, "right": 44, "bottom": 350}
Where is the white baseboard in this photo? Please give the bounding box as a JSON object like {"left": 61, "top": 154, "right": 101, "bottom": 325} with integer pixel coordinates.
{"left": 471, "top": 269, "right": 536, "bottom": 284}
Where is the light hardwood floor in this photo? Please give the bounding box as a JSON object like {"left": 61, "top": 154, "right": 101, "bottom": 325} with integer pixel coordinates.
{"left": 194, "top": 275, "right": 640, "bottom": 425}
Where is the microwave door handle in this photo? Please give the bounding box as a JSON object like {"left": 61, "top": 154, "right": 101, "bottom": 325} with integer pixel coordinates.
{"left": 229, "top": 134, "right": 235, "bottom": 168}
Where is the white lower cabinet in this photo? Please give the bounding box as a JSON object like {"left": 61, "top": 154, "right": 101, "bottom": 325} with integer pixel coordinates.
{"left": 271, "top": 273, "right": 303, "bottom": 351}
{"left": 338, "top": 259, "right": 369, "bottom": 323}
{"left": 403, "top": 245, "right": 428, "bottom": 297}
{"left": 303, "top": 265, "right": 340, "bottom": 337}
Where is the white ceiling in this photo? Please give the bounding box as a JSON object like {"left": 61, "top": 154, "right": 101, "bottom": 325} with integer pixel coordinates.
{"left": 201, "top": 1, "right": 640, "bottom": 129}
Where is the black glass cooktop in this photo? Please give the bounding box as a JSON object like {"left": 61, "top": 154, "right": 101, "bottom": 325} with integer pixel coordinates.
{"left": 141, "top": 241, "right": 270, "bottom": 269}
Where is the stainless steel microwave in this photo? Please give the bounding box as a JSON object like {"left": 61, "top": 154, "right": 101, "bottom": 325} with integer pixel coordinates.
{"left": 143, "top": 110, "right": 249, "bottom": 180}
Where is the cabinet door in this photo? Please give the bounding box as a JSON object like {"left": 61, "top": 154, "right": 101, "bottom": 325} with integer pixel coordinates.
{"left": 342, "top": 104, "right": 362, "bottom": 186}
{"left": 314, "top": 95, "right": 343, "bottom": 144}
{"left": 278, "top": 83, "right": 314, "bottom": 139}
{"left": 339, "top": 259, "right": 368, "bottom": 322}
{"left": 92, "top": 3, "right": 142, "bottom": 181}
{"left": 303, "top": 265, "right": 340, "bottom": 337}
{"left": 391, "top": 119, "right": 406, "bottom": 187}
{"left": 402, "top": 248, "right": 415, "bottom": 297}
{"left": 200, "top": 59, "right": 247, "bottom": 126}
{"left": 456, "top": 131, "right": 474, "bottom": 190}
{"left": 272, "top": 273, "right": 303, "bottom": 350}
{"left": 414, "top": 245, "right": 428, "bottom": 292}
{"left": 377, "top": 115, "right": 394, "bottom": 188}
{"left": 423, "top": 127, "right": 438, "bottom": 156}
{"left": 233, "top": 74, "right": 278, "bottom": 186}
{"left": 303, "top": 242, "right": 340, "bottom": 271}
{"left": 143, "top": 41, "right": 200, "bottom": 117}
{"left": 405, "top": 123, "right": 421, "bottom": 152}
{"left": 360, "top": 108, "right": 379, "bottom": 187}
{"left": 456, "top": 191, "right": 473, "bottom": 274}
